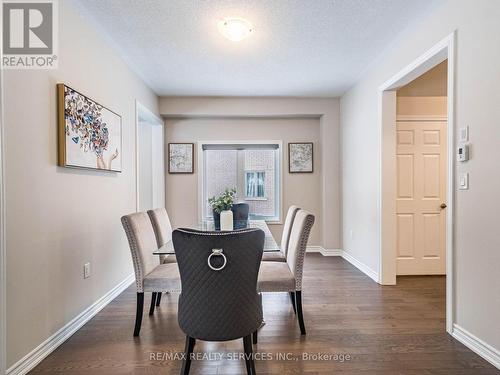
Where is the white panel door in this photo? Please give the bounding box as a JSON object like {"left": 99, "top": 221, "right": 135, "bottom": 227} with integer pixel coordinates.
{"left": 396, "top": 120, "right": 446, "bottom": 275}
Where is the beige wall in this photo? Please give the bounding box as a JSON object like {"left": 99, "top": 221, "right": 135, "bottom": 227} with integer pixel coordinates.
{"left": 396, "top": 60, "right": 448, "bottom": 117}
{"left": 396, "top": 97, "right": 447, "bottom": 117}
{"left": 165, "top": 117, "right": 322, "bottom": 245}
{"left": 341, "top": 0, "right": 500, "bottom": 352}
{"left": 159, "top": 97, "right": 341, "bottom": 250}
{"left": 397, "top": 60, "right": 448, "bottom": 97}
{"left": 4, "top": 1, "right": 158, "bottom": 367}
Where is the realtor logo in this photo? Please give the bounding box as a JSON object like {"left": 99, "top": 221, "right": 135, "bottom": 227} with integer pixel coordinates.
{"left": 2, "top": 0, "right": 58, "bottom": 69}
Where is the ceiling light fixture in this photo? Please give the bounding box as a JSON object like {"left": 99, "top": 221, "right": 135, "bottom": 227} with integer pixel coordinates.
{"left": 218, "top": 17, "right": 253, "bottom": 42}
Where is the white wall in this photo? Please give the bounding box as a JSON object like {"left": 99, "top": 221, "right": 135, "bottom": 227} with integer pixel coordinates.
{"left": 3, "top": 0, "right": 158, "bottom": 368}
{"left": 159, "top": 97, "right": 340, "bottom": 250}
{"left": 341, "top": 0, "right": 500, "bottom": 352}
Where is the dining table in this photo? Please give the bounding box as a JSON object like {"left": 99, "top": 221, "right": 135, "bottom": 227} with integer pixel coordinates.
{"left": 153, "top": 219, "right": 280, "bottom": 256}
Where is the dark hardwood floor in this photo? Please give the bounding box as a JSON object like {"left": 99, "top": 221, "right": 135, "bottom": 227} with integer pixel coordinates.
{"left": 29, "top": 254, "right": 498, "bottom": 374}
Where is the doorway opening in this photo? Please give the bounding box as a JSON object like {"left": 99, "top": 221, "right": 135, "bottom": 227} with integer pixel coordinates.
{"left": 136, "top": 102, "right": 165, "bottom": 212}
{"left": 395, "top": 61, "right": 448, "bottom": 276}
{"left": 378, "top": 33, "right": 455, "bottom": 333}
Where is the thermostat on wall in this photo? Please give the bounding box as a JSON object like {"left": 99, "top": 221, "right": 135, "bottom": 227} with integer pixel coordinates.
{"left": 457, "top": 144, "right": 469, "bottom": 162}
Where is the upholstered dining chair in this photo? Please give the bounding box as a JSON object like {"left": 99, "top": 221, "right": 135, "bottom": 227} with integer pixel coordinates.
{"left": 173, "top": 227, "right": 265, "bottom": 375}
{"left": 261, "top": 205, "right": 300, "bottom": 262}
{"left": 148, "top": 208, "right": 177, "bottom": 307}
{"left": 121, "top": 212, "right": 181, "bottom": 336}
{"left": 147, "top": 208, "right": 176, "bottom": 264}
{"left": 257, "top": 210, "right": 315, "bottom": 336}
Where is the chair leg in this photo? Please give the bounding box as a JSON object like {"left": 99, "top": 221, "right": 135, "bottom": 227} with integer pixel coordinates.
{"left": 243, "top": 335, "right": 256, "bottom": 375}
{"left": 295, "top": 290, "right": 306, "bottom": 335}
{"left": 180, "top": 336, "right": 196, "bottom": 375}
{"left": 133, "top": 293, "right": 144, "bottom": 337}
{"left": 289, "top": 291, "right": 297, "bottom": 314}
{"left": 156, "top": 292, "right": 162, "bottom": 307}
{"left": 149, "top": 292, "right": 157, "bottom": 315}
{"left": 252, "top": 330, "right": 258, "bottom": 345}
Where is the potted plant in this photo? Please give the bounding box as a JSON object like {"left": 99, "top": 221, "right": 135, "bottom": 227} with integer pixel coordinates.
{"left": 208, "top": 188, "right": 236, "bottom": 230}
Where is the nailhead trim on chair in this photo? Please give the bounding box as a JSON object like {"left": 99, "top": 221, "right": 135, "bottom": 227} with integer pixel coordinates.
{"left": 121, "top": 215, "right": 146, "bottom": 293}
{"left": 176, "top": 227, "right": 261, "bottom": 236}
{"left": 293, "top": 212, "right": 315, "bottom": 291}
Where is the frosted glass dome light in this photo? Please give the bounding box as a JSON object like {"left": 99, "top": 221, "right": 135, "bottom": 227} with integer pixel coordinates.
{"left": 218, "top": 17, "right": 254, "bottom": 42}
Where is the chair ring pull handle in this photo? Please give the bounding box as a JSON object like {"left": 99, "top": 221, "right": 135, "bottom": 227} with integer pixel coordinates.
{"left": 208, "top": 249, "right": 227, "bottom": 271}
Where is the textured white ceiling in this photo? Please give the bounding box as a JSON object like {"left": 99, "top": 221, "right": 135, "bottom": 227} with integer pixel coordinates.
{"left": 75, "top": 0, "right": 440, "bottom": 96}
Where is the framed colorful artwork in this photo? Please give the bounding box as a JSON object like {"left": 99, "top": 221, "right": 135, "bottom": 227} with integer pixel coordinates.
{"left": 168, "top": 143, "right": 194, "bottom": 174}
{"left": 288, "top": 142, "right": 313, "bottom": 173}
{"left": 57, "top": 84, "right": 122, "bottom": 172}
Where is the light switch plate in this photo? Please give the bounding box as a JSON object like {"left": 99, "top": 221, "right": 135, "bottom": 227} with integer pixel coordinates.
{"left": 84, "top": 263, "right": 91, "bottom": 279}
{"left": 459, "top": 126, "right": 469, "bottom": 142}
{"left": 459, "top": 173, "right": 469, "bottom": 190}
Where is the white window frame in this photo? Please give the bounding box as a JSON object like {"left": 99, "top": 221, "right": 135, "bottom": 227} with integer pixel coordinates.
{"left": 197, "top": 140, "right": 283, "bottom": 224}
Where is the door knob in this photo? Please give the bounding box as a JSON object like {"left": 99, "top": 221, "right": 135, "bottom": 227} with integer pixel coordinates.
{"left": 440, "top": 203, "right": 447, "bottom": 209}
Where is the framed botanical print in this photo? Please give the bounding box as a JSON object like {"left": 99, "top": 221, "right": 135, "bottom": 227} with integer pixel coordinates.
{"left": 289, "top": 142, "right": 313, "bottom": 173}
{"left": 57, "top": 84, "right": 122, "bottom": 172}
{"left": 168, "top": 143, "right": 194, "bottom": 174}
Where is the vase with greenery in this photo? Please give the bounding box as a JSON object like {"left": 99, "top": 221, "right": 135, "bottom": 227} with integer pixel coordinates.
{"left": 208, "top": 188, "right": 236, "bottom": 229}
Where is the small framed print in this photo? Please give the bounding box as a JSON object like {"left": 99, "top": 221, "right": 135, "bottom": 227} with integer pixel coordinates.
{"left": 289, "top": 142, "right": 313, "bottom": 173}
{"left": 168, "top": 143, "right": 194, "bottom": 174}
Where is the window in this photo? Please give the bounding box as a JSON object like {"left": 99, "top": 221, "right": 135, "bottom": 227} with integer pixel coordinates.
{"left": 245, "top": 171, "right": 265, "bottom": 198}
{"left": 202, "top": 142, "right": 281, "bottom": 222}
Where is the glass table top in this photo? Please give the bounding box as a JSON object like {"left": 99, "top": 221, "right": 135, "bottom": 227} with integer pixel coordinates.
{"left": 153, "top": 220, "right": 280, "bottom": 255}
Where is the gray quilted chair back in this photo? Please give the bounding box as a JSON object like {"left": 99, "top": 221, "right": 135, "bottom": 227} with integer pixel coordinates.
{"left": 172, "top": 228, "right": 265, "bottom": 341}
{"left": 286, "top": 210, "right": 315, "bottom": 291}
{"left": 281, "top": 205, "right": 300, "bottom": 256}
{"left": 121, "top": 212, "right": 160, "bottom": 293}
{"left": 147, "top": 208, "right": 173, "bottom": 263}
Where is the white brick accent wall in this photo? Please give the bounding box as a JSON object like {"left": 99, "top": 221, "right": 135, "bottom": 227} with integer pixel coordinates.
{"left": 205, "top": 150, "right": 237, "bottom": 214}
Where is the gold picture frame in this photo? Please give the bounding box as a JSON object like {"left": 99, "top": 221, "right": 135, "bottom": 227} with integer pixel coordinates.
{"left": 57, "top": 84, "right": 122, "bottom": 172}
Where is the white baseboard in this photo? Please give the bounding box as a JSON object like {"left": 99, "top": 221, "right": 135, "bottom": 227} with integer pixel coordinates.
{"left": 451, "top": 324, "right": 500, "bottom": 369}
{"left": 306, "top": 247, "right": 379, "bottom": 283}
{"left": 322, "top": 248, "right": 343, "bottom": 256}
{"left": 305, "top": 246, "right": 323, "bottom": 253}
{"left": 7, "top": 273, "right": 135, "bottom": 375}
{"left": 341, "top": 251, "right": 380, "bottom": 283}
{"left": 306, "top": 246, "right": 342, "bottom": 256}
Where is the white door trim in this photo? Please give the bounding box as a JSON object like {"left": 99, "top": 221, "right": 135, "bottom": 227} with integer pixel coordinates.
{"left": 0, "top": 24, "right": 7, "bottom": 373}
{"left": 135, "top": 101, "right": 164, "bottom": 212}
{"left": 0, "top": 67, "right": 6, "bottom": 375}
{"left": 378, "top": 32, "right": 456, "bottom": 333}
